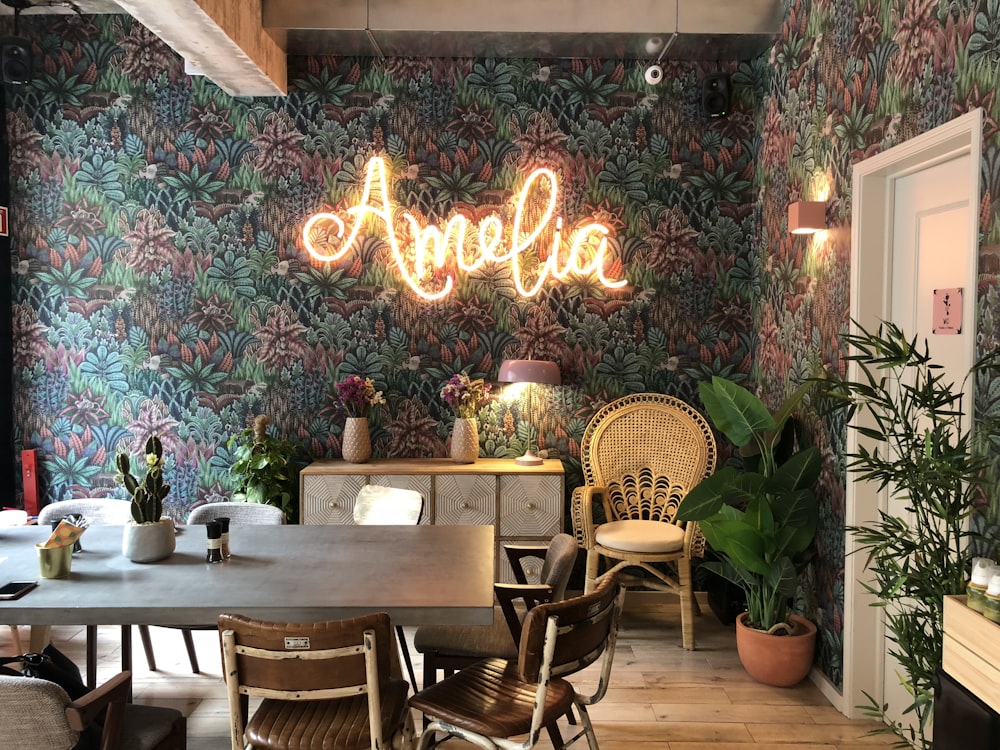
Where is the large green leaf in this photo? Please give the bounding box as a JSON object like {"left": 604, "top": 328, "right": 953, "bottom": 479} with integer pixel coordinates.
{"left": 699, "top": 376, "right": 774, "bottom": 448}
{"left": 765, "top": 446, "right": 822, "bottom": 494}
{"left": 701, "top": 517, "right": 769, "bottom": 575}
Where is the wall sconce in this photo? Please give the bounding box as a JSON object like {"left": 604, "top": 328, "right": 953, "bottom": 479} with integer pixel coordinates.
{"left": 498, "top": 359, "right": 561, "bottom": 466}
{"left": 788, "top": 201, "right": 827, "bottom": 235}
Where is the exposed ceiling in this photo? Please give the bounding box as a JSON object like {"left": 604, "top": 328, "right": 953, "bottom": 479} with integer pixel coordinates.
{"left": 5, "top": 0, "right": 782, "bottom": 98}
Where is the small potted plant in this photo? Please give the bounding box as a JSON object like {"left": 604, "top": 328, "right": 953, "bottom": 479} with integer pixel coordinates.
{"left": 116, "top": 434, "right": 176, "bottom": 563}
{"left": 441, "top": 372, "right": 489, "bottom": 463}
{"left": 229, "top": 414, "right": 303, "bottom": 523}
{"left": 335, "top": 374, "right": 385, "bottom": 463}
{"left": 676, "top": 376, "right": 820, "bottom": 686}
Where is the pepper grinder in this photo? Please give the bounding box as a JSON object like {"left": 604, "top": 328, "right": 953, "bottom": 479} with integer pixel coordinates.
{"left": 215, "top": 516, "right": 231, "bottom": 559}
{"left": 205, "top": 520, "right": 223, "bottom": 563}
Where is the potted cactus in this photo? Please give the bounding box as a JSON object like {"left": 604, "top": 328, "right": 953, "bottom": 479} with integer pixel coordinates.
{"left": 116, "top": 435, "right": 175, "bottom": 562}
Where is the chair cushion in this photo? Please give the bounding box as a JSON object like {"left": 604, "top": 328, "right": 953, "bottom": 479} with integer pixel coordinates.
{"left": 595, "top": 519, "right": 684, "bottom": 553}
{"left": 246, "top": 677, "right": 409, "bottom": 750}
{"left": 409, "top": 658, "right": 574, "bottom": 738}
{"left": 413, "top": 606, "right": 518, "bottom": 660}
{"left": 121, "top": 704, "right": 185, "bottom": 750}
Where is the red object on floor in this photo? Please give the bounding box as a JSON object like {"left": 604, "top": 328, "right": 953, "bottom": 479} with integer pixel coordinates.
{"left": 22, "top": 449, "right": 39, "bottom": 516}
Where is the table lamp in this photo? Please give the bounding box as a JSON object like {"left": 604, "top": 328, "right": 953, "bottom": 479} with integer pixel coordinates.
{"left": 498, "top": 359, "right": 561, "bottom": 466}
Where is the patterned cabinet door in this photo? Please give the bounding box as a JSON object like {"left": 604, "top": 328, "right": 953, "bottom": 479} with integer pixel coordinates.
{"left": 367, "top": 474, "right": 434, "bottom": 524}
{"left": 498, "top": 474, "right": 563, "bottom": 538}
{"left": 434, "top": 473, "right": 497, "bottom": 527}
{"left": 301, "top": 473, "right": 367, "bottom": 524}
{"left": 496, "top": 543, "right": 547, "bottom": 585}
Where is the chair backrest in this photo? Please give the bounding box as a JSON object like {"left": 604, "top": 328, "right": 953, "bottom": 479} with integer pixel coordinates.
{"left": 219, "top": 612, "right": 393, "bottom": 748}
{"left": 517, "top": 573, "right": 624, "bottom": 734}
{"left": 38, "top": 498, "right": 132, "bottom": 526}
{"left": 187, "top": 501, "right": 286, "bottom": 526}
{"left": 538, "top": 533, "right": 578, "bottom": 603}
{"left": 352, "top": 485, "right": 424, "bottom": 525}
{"left": 580, "top": 393, "right": 717, "bottom": 523}
{"left": 0, "top": 674, "right": 78, "bottom": 749}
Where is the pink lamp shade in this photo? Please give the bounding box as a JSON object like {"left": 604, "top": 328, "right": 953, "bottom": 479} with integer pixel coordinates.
{"left": 497, "top": 359, "right": 561, "bottom": 385}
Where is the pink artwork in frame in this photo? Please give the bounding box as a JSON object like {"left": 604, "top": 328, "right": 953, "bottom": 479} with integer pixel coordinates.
{"left": 932, "top": 287, "right": 962, "bottom": 335}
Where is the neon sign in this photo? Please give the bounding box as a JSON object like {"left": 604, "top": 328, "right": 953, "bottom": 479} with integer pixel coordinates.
{"left": 302, "top": 156, "right": 627, "bottom": 300}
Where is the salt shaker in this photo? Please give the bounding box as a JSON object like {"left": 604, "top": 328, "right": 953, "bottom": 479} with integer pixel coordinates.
{"left": 205, "top": 520, "right": 223, "bottom": 563}
{"left": 215, "top": 516, "right": 231, "bottom": 559}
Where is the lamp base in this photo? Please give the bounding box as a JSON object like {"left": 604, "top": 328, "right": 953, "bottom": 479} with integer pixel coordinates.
{"left": 514, "top": 452, "right": 544, "bottom": 466}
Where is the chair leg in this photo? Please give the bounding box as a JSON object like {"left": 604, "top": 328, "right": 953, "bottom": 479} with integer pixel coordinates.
{"left": 86, "top": 625, "right": 98, "bottom": 688}
{"left": 181, "top": 628, "right": 200, "bottom": 673}
{"left": 584, "top": 549, "right": 600, "bottom": 594}
{"left": 8, "top": 625, "right": 23, "bottom": 655}
{"left": 576, "top": 703, "right": 599, "bottom": 750}
{"left": 138, "top": 625, "right": 157, "bottom": 671}
{"left": 678, "top": 557, "right": 695, "bottom": 651}
{"left": 395, "top": 625, "right": 417, "bottom": 692}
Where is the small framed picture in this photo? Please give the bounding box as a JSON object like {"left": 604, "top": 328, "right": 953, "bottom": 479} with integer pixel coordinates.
{"left": 932, "top": 287, "right": 962, "bottom": 334}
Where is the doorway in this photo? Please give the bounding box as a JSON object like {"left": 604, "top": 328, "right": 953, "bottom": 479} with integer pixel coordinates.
{"left": 841, "top": 108, "right": 982, "bottom": 721}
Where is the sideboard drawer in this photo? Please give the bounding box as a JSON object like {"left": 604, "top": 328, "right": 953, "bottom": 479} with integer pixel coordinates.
{"left": 301, "top": 474, "right": 367, "bottom": 524}
{"left": 368, "top": 474, "right": 433, "bottom": 524}
{"left": 435, "top": 474, "right": 497, "bottom": 526}
{"left": 498, "top": 475, "right": 563, "bottom": 537}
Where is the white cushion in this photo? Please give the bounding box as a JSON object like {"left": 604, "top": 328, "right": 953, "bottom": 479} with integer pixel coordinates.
{"left": 595, "top": 519, "right": 684, "bottom": 554}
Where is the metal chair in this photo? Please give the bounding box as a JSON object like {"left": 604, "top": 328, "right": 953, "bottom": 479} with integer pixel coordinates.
{"left": 37, "top": 498, "right": 134, "bottom": 687}
{"left": 142, "top": 501, "right": 286, "bottom": 673}
{"left": 351, "top": 485, "right": 424, "bottom": 692}
{"left": 410, "top": 572, "right": 624, "bottom": 750}
{"left": 219, "top": 611, "right": 414, "bottom": 750}
{"left": 414, "top": 533, "right": 578, "bottom": 691}
{"left": 570, "top": 393, "right": 717, "bottom": 650}
{"left": 0, "top": 671, "right": 186, "bottom": 750}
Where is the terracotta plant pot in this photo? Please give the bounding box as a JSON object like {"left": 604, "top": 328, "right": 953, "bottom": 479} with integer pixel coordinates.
{"left": 734, "top": 612, "right": 817, "bottom": 687}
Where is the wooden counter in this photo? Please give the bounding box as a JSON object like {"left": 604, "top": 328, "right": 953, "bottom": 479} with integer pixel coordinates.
{"left": 942, "top": 594, "right": 1000, "bottom": 713}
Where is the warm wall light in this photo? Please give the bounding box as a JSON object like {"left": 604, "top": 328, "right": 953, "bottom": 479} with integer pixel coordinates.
{"left": 788, "top": 201, "right": 827, "bottom": 235}
{"left": 498, "top": 359, "right": 561, "bottom": 466}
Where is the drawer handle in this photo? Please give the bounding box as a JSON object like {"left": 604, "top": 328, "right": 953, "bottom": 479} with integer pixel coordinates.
{"left": 461, "top": 501, "right": 471, "bottom": 510}
{"left": 328, "top": 501, "right": 340, "bottom": 509}
{"left": 527, "top": 502, "right": 536, "bottom": 510}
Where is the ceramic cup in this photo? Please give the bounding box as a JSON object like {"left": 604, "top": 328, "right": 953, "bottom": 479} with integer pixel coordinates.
{"left": 36, "top": 543, "right": 73, "bottom": 579}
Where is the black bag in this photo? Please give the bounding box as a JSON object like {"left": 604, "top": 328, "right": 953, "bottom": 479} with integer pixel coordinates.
{"left": 0, "top": 644, "right": 102, "bottom": 749}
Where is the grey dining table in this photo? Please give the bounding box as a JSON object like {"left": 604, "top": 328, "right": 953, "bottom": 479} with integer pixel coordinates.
{"left": 0, "top": 523, "right": 495, "bottom": 679}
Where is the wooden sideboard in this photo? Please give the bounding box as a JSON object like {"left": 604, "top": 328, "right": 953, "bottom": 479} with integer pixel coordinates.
{"left": 300, "top": 458, "right": 565, "bottom": 583}
{"left": 942, "top": 595, "right": 1000, "bottom": 713}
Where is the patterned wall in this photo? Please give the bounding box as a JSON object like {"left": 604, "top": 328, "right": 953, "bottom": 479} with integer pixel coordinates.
{"left": 5, "top": 23, "right": 760, "bottom": 530}
{"left": 756, "top": 0, "right": 1000, "bottom": 688}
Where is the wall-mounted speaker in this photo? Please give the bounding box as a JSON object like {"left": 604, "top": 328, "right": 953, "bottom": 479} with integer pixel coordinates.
{"left": 701, "top": 72, "right": 731, "bottom": 119}
{"left": 0, "top": 36, "right": 31, "bottom": 85}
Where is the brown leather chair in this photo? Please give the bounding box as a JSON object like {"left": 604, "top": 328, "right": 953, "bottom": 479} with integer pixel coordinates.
{"left": 410, "top": 572, "right": 624, "bottom": 750}
{"left": 413, "top": 533, "right": 578, "bottom": 691}
{"left": 219, "top": 611, "right": 414, "bottom": 750}
{"left": 0, "top": 670, "right": 185, "bottom": 750}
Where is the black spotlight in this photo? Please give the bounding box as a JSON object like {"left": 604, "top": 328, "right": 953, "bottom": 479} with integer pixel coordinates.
{"left": 701, "top": 72, "right": 731, "bottom": 119}
{"left": 0, "top": 36, "right": 31, "bottom": 85}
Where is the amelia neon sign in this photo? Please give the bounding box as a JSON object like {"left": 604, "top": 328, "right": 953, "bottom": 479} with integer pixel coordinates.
{"left": 302, "top": 156, "right": 627, "bottom": 300}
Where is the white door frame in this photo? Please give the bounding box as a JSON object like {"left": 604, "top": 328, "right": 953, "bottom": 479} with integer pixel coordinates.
{"left": 839, "top": 108, "right": 982, "bottom": 718}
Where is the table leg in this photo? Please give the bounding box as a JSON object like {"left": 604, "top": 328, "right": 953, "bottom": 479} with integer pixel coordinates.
{"left": 28, "top": 624, "right": 51, "bottom": 652}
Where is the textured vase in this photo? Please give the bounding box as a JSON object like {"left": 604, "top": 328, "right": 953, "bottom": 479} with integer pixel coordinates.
{"left": 450, "top": 417, "right": 479, "bottom": 463}
{"left": 121, "top": 519, "right": 176, "bottom": 563}
{"left": 342, "top": 417, "right": 372, "bottom": 463}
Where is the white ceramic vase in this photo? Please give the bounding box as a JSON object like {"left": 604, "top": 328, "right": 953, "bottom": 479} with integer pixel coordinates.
{"left": 122, "top": 518, "right": 176, "bottom": 563}
{"left": 450, "top": 417, "right": 479, "bottom": 463}
{"left": 342, "top": 417, "right": 372, "bottom": 463}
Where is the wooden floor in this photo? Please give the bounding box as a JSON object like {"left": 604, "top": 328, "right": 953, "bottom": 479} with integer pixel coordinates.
{"left": 5, "top": 595, "right": 898, "bottom": 749}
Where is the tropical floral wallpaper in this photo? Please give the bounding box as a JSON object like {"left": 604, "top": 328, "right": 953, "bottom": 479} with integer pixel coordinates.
{"left": 7, "top": 0, "right": 1000, "bottom": 692}
{"left": 756, "top": 0, "right": 1000, "bottom": 690}
{"left": 4, "top": 22, "right": 760, "bottom": 551}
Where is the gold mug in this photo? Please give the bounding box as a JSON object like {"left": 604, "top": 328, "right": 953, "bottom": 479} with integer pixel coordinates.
{"left": 36, "top": 543, "right": 73, "bottom": 579}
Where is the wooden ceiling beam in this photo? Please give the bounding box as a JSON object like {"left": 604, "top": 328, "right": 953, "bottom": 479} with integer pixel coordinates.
{"left": 113, "top": 0, "right": 286, "bottom": 96}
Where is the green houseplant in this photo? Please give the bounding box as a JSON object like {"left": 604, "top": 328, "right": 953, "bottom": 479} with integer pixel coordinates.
{"left": 827, "top": 320, "right": 999, "bottom": 749}
{"left": 676, "top": 376, "right": 820, "bottom": 685}
{"left": 229, "top": 415, "right": 302, "bottom": 523}
{"left": 116, "top": 434, "right": 176, "bottom": 563}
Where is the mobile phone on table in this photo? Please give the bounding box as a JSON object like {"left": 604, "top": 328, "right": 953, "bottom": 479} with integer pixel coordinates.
{"left": 0, "top": 581, "right": 37, "bottom": 600}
